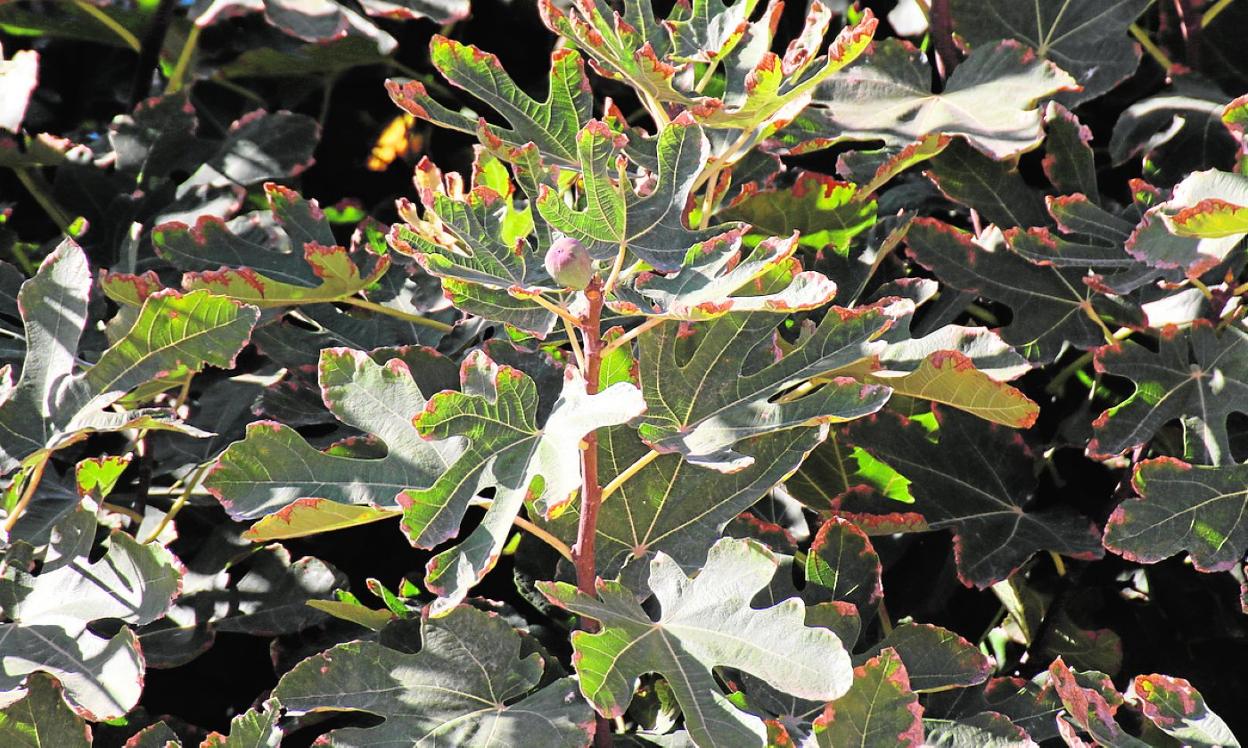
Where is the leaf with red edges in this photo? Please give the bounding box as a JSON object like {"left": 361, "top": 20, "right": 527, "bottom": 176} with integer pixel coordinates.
{"left": 1090, "top": 321, "right": 1248, "bottom": 464}
{"left": 1105, "top": 457, "right": 1248, "bottom": 572}
{"left": 837, "top": 407, "right": 1103, "bottom": 587}
{"left": 1132, "top": 673, "right": 1240, "bottom": 747}
{"left": 811, "top": 648, "right": 924, "bottom": 747}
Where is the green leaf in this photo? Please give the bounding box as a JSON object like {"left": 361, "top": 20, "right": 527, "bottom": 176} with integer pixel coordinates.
{"left": 834, "top": 407, "right": 1103, "bottom": 587}
{"left": 539, "top": 0, "right": 690, "bottom": 105}
{"left": 0, "top": 241, "right": 258, "bottom": 476}
{"left": 0, "top": 508, "right": 180, "bottom": 720}
{"left": 402, "top": 350, "right": 644, "bottom": 613}
{"left": 635, "top": 304, "right": 894, "bottom": 471}
{"left": 273, "top": 605, "right": 594, "bottom": 746}
{"left": 200, "top": 700, "right": 282, "bottom": 748}
{"left": 539, "top": 537, "right": 854, "bottom": 747}
{"left": 1090, "top": 321, "right": 1248, "bottom": 464}
{"left": 386, "top": 36, "right": 591, "bottom": 165}
{"left": 1043, "top": 103, "right": 1099, "bottom": 199}
{"left": 139, "top": 183, "right": 390, "bottom": 308}
{"left": 788, "top": 39, "right": 1078, "bottom": 161}
{"left": 608, "top": 232, "right": 838, "bottom": 320}
{"left": 1105, "top": 457, "right": 1248, "bottom": 573}
{"left": 536, "top": 116, "right": 741, "bottom": 273}
{"left": 849, "top": 350, "right": 1038, "bottom": 428}
{"left": 0, "top": 673, "right": 90, "bottom": 748}
{"left": 718, "top": 172, "right": 877, "bottom": 256}
{"left": 692, "top": 8, "right": 877, "bottom": 132}
{"left": 244, "top": 499, "right": 399, "bottom": 541}
{"left": 804, "top": 516, "right": 883, "bottom": 613}
{"left": 1132, "top": 673, "right": 1241, "bottom": 748}
{"left": 389, "top": 154, "right": 559, "bottom": 336}
{"left": 810, "top": 648, "right": 924, "bottom": 747}
{"left": 859, "top": 622, "right": 992, "bottom": 693}
{"left": 950, "top": 0, "right": 1150, "bottom": 104}
{"left": 208, "top": 347, "right": 463, "bottom": 521}
{"left": 577, "top": 425, "right": 825, "bottom": 583}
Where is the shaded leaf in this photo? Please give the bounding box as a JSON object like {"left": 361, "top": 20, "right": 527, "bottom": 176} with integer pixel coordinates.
{"left": 582, "top": 425, "right": 824, "bottom": 583}
{"left": 1105, "top": 457, "right": 1248, "bottom": 573}
{"left": 1090, "top": 321, "right": 1248, "bottom": 464}
{"left": 836, "top": 407, "right": 1103, "bottom": 587}
{"left": 860, "top": 622, "right": 992, "bottom": 693}
{"left": 138, "top": 183, "right": 389, "bottom": 308}
{"left": 273, "top": 605, "right": 594, "bottom": 746}
{"left": 950, "top": 0, "right": 1149, "bottom": 104}
{"left": 905, "top": 218, "right": 1129, "bottom": 362}
{"left": 208, "top": 347, "right": 463, "bottom": 521}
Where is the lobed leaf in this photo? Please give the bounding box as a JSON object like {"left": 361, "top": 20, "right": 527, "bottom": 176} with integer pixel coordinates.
{"left": 540, "top": 537, "right": 853, "bottom": 748}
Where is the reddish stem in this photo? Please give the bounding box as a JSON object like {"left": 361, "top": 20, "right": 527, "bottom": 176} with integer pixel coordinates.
{"left": 929, "top": 0, "right": 958, "bottom": 82}
{"left": 572, "top": 278, "right": 605, "bottom": 603}
{"left": 1174, "top": 0, "right": 1202, "bottom": 69}
{"left": 571, "top": 278, "right": 612, "bottom": 748}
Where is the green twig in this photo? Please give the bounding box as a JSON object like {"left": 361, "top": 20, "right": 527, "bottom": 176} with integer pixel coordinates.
{"left": 166, "top": 23, "right": 202, "bottom": 94}
{"left": 340, "top": 296, "right": 455, "bottom": 332}
{"left": 143, "top": 462, "right": 210, "bottom": 544}
{"left": 1130, "top": 23, "right": 1176, "bottom": 71}
{"left": 1203, "top": 0, "right": 1237, "bottom": 26}
{"left": 72, "top": 0, "right": 141, "bottom": 51}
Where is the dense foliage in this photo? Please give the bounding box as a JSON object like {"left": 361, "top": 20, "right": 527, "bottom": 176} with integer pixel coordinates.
{"left": 2, "top": 0, "right": 1248, "bottom": 745}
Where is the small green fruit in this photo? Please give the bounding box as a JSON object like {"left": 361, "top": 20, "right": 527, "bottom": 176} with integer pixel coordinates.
{"left": 544, "top": 237, "right": 594, "bottom": 290}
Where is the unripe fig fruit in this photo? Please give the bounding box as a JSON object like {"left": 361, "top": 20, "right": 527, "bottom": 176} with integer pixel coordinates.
{"left": 544, "top": 236, "right": 594, "bottom": 290}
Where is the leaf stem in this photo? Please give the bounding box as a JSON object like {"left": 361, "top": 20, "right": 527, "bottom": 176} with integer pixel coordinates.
{"left": 1202, "top": 0, "right": 1237, "bottom": 26}
{"left": 1130, "top": 23, "right": 1177, "bottom": 71}
{"left": 602, "top": 240, "right": 630, "bottom": 297}
{"left": 1174, "top": 0, "right": 1202, "bottom": 68}
{"left": 573, "top": 279, "right": 606, "bottom": 602}
{"left": 600, "top": 317, "right": 665, "bottom": 356}
{"left": 166, "top": 23, "right": 202, "bottom": 94}
{"left": 563, "top": 315, "right": 587, "bottom": 371}
{"left": 1049, "top": 551, "right": 1067, "bottom": 577}
{"left": 143, "top": 461, "right": 210, "bottom": 543}
{"left": 339, "top": 296, "right": 454, "bottom": 332}
{"left": 600, "top": 449, "right": 661, "bottom": 503}
{"left": 3, "top": 452, "right": 52, "bottom": 534}
{"left": 529, "top": 292, "right": 584, "bottom": 330}
{"left": 471, "top": 499, "right": 574, "bottom": 562}
{"left": 72, "top": 0, "right": 141, "bottom": 51}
